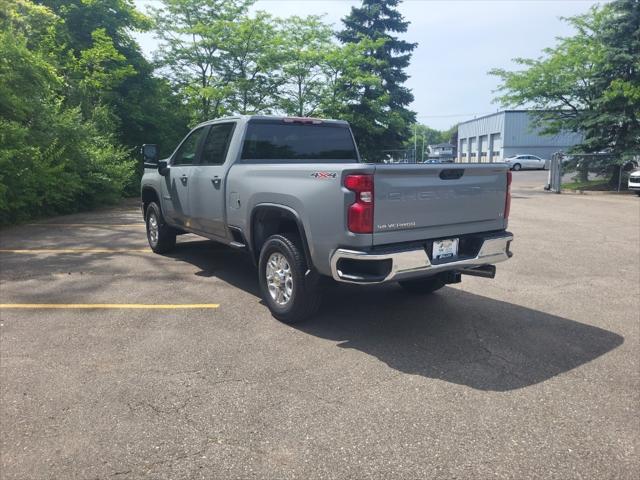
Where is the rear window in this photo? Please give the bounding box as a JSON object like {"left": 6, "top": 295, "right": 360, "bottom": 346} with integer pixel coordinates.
{"left": 241, "top": 121, "right": 358, "bottom": 163}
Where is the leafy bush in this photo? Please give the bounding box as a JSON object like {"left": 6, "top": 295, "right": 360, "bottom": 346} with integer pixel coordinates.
{"left": 0, "top": 30, "right": 134, "bottom": 224}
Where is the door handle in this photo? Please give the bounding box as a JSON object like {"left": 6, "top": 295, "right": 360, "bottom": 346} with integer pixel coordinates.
{"left": 212, "top": 176, "right": 221, "bottom": 187}
{"left": 180, "top": 175, "right": 188, "bottom": 185}
{"left": 439, "top": 169, "right": 464, "bottom": 180}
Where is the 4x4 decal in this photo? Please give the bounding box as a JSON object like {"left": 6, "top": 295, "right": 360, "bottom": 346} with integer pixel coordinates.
{"left": 310, "top": 172, "right": 337, "bottom": 179}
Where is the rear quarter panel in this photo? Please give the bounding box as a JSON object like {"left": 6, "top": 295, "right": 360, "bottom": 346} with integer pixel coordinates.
{"left": 226, "top": 163, "right": 373, "bottom": 276}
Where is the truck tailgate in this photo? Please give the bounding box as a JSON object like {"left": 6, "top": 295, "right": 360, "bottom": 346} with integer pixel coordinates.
{"left": 373, "top": 164, "right": 508, "bottom": 245}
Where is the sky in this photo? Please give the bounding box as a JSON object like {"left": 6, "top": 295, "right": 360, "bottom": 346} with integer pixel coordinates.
{"left": 133, "top": 0, "right": 605, "bottom": 130}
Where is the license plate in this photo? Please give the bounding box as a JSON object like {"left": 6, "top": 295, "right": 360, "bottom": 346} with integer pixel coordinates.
{"left": 432, "top": 238, "right": 459, "bottom": 261}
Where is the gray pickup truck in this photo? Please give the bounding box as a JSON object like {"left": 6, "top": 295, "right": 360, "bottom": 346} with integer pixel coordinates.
{"left": 141, "top": 115, "right": 513, "bottom": 322}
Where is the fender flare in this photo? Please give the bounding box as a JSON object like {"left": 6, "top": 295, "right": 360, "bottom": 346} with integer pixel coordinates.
{"left": 248, "top": 203, "right": 314, "bottom": 271}
{"left": 141, "top": 185, "right": 162, "bottom": 216}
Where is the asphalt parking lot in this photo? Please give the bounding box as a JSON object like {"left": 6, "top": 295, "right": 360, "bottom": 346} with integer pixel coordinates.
{"left": 1, "top": 171, "right": 639, "bottom": 479}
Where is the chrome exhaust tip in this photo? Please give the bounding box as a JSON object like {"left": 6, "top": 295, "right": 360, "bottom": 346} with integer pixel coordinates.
{"left": 461, "top": 265, "right": 496, "bottom": 279}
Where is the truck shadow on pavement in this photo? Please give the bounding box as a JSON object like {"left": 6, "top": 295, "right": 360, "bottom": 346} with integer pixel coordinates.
{"left": 167, "top": 239, "right": 261, "bottom": 293}
{"left": 169, "top": 241, "right": 624, "bottom": 392}
{"left": 302, "top": 285, "right": 624, "bottom": 391}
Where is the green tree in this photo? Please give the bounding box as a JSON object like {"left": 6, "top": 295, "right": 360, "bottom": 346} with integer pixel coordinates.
{"left": 36, "top": 0, "right": 150, "bottom": 52}
{"left": 0, "top": 4, "right": 133, "bottom": 224}
{"left": 222, "top": 11, "right": 282, "bottom": 115}
{"left": 149, "top": 0, "right": 255, "bottom": 122}
{"left": 0, "top": 0, "right": 140, "bottom": 222}
{"left": 442, "top": 124, "right": 458, "bottom": 145}
{"left": 38, "top": 0, "right": 190, "bottom": 155}
{"left": 277, "top": 15, "right": 333, "bottom": 117}
{"left": 491, "top": 0, "right": 640, "bottom": 182}
{"left": 318, "top": 38, "right": 384, "bottom": 120}
{"left": 406, "top": 125, "right": 446, "bottom": 149}
{"left": 73, "top": 27, "right": 136, "bottom": 110}
{"left": 403, "top": 124, "right": 458, "bottom": 161}
{"left": 337, "top": 0, "right": 417, "bottom": 161}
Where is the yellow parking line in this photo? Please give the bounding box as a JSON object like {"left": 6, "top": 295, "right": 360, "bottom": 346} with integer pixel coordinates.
{"left": 0, "top": 304, "right": 219, "bottom": 309}
{"left": 0, "top": 248, "right": 151, "bottom": 254}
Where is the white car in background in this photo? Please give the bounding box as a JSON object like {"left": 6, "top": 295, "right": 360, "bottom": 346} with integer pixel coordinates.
{"left": 628, "top": 170, "right": 640, "bottom": 195}
{"left": 504, "top": 154, "right": 548, "bottom": 171}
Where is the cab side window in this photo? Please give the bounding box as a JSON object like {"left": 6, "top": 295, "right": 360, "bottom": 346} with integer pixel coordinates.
{"left": 201, "top": 123, "right": 236, "bottom": 165}
{"left": 172, "top": 127, "right": 205, "bottom": 166}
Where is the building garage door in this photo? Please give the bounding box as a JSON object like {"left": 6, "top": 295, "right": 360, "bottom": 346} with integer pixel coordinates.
{"left": 490, "top": 133, "right": 502, "bottom": 161}
{"left": 469, "top": 137, "right": 477, "bottom": 162}
{"left": 459, "top": 138, "right": 467, "bottom": 162}
{"left": 479, "top": 135, "right": 488, "bottom": 162}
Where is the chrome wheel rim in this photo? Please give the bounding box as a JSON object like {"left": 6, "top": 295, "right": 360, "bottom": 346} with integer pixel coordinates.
{"left": 265, "top": 252, "right": 293, "bottom": 306}
{"left": 148, "top": 211, "right": 159, "bottom": 246}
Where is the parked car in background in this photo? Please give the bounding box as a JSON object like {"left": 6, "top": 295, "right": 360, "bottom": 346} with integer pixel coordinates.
{"left": 504, "top": 154, "right": 548, "bottom": 171}
{"left": 628, "top": 170, "right": 640, "bottom": 195}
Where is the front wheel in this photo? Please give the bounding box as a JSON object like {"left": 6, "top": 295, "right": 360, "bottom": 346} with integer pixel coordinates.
{"left": 145, "top": 202, "right": 176, "bottom": 254}
{"left": 512, "top": 163, "right": 522, "bottom": 171}
{"left": 398, "top": 276, "right": 446, "bottom": 295}
{"left": 258, "top": 234, "right": 321, "bottom": 323}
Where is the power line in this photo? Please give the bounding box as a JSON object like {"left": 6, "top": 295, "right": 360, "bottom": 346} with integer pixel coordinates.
{"left": 415, "top": 112, "right": 495, "bottom": 118}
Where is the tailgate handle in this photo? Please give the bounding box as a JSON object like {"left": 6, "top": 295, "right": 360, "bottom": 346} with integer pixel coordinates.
{"left": 439, "top": 169, "right": 464, "bottom": 180}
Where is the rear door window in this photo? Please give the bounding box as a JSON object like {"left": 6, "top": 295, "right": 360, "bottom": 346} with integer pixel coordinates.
{"left": 201, "top": 123, "right": 236, "bottom": 165}
{"left": 241, "top": 121, "right": 358, "bottom": 163}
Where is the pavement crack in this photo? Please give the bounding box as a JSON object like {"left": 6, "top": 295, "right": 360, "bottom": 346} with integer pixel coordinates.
{"left": 111, "top": 469, "right": 132, "bottom": 476}
{"left": 469, "top": 316, "right": 531, "bottom": 383}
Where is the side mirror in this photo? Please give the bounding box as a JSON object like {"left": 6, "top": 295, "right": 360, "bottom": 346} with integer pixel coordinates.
{"left": 141, "top": 144, "right": 158, "bottom": 166}
{"left": 158, "top": 160, "right": 169, "bottom": 176}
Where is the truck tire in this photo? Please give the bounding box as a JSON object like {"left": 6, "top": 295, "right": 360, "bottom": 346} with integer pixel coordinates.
{"left": 145, "top": 201, "right": 176, "bottom": 254}
{"left": 398, "top": 276, "right": 445, "bottom": 295}
{"left": 258, "top": 233, "right": 321, "bottom": 323}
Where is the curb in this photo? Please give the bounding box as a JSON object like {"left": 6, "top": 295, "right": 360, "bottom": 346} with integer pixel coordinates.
{"left": 559, "top": 189, "right": 636, "bottom": 196}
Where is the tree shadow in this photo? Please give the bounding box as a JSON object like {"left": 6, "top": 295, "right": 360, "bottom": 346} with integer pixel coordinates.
{"left": 165, "top": 240, "right": 624, "bottom": 392}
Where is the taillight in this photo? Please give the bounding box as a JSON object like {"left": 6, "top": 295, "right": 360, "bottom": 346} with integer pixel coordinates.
{"left": 504, "top": 170, "right": 512, "bottom": 221}
{"left": 345, "top": 174, "right": 374, "bottom": 233}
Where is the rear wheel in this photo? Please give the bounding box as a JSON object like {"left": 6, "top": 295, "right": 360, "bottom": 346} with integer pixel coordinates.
{"left": 145, "top": 202, "right": 176, "bottom": 253}
{"left": 398, "top": 276, "right": 446, "bottom": 295}
{"left": 512, "top": 163, "right": 522, "bottom": 171}
{"left": 258, "top": 233, "right": 321, "bottom": 323}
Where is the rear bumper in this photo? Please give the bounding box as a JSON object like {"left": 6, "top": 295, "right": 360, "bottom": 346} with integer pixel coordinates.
{"left": 330, "top": 232, "right": 513, "bottom": 284}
